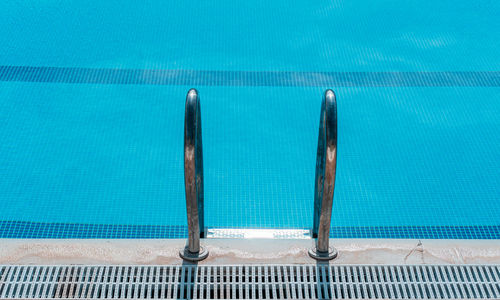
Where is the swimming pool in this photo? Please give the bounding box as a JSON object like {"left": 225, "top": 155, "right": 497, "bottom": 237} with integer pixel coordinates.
{"left": 1, "top": 0, "right": 499, "bottom": 240}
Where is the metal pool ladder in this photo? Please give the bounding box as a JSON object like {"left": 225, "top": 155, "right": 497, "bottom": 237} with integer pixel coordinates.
{"left": 310, "top": 89, "right": 338, "bottom": 261}
{"left": 180, "top": 89, "right": 338, "bottom": 261}
{"left": 180, "top": 89, "right": 208, "bottom": 262}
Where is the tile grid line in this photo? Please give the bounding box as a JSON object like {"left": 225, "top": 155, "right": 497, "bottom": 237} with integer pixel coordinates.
{"left": 1, "top": 66, "right": 499, "bottom": 87}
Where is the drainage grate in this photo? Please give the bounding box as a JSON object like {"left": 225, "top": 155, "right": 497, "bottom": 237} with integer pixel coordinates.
{"left": 0, "top": 265, "right": 499, "bottom": 299}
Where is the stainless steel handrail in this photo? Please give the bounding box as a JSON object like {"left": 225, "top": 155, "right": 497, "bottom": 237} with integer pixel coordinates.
{"left": 180, "top": 88, "right": 208, "bottom": 261}
{"left": 309, "top": 89, "right": 338, "bottom": 260}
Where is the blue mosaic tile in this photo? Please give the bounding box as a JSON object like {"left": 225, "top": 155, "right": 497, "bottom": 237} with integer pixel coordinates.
{"left": 1, "top": 1, "right": 500, "bottom": 243}
{"left": 1, "top": 221, "right": 499, "bottom": 239}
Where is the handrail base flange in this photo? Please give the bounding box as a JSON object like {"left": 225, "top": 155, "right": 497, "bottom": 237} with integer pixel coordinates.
{"left": 179, "top": 246, "right": 209, "bottom": 262}
{"left": 308, "top": 247, "right": 338, "bottom": 261}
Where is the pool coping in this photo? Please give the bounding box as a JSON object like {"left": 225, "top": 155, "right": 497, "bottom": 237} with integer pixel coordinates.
{"left": 1, "top": 239, "right": 499, "bottom": 266}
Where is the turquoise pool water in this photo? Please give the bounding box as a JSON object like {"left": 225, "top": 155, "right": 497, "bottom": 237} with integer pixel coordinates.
{"left": 0, "top": 1, "right": 499, "bottom": 238}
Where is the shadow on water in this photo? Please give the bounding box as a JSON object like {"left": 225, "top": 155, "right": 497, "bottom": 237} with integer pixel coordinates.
{"left": 316, "top": 260, "right": 333, "bottom": 300}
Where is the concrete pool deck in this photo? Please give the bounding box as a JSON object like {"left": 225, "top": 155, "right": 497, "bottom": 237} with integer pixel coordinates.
{"left": 1, "top": 239, "right": 499, "bottom": 265}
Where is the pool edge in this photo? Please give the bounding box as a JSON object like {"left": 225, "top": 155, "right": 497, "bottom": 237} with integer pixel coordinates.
{"left": 1, "top": 239, "right": 499, "bottom": 265}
